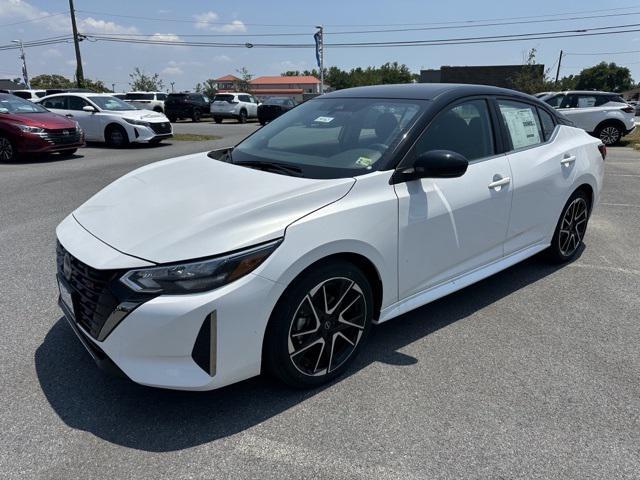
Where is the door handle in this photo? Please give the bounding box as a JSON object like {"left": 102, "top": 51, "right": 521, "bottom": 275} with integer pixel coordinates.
{"left": 561, "top": 154, "right": 576, "bottom": 166}
{"left": 488, "top": 176, "right": 511, "bottom": 190}
{"left": 65, "top": 114, "right": 74, "bottom": 118}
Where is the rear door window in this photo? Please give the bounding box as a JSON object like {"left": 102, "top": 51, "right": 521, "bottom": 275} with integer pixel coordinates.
{"left": 537, "top": 108, "right": 556, "bottom": 140}
{"left": 238, "top": 95, "right": 251, "bottom": 103}
{"left": 498, "top": 100, "right": 544, "bottom": 150}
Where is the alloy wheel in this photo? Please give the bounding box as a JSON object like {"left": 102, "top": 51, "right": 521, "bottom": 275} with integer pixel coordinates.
{"left": 0, "top": 137, "right": 14, "bottom": 161}
{"left": 599, "top": 126, "right": 621, "bottom": 145}
{"left": 288, "top": 277, "right": 367, "bottom": 377}
{"left": 558, "top": 197, "right": 588, "bottom": 257}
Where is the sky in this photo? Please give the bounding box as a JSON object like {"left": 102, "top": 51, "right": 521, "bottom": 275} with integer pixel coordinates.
{"left": 1, "top": 0, "right": 640, "bottom": 92}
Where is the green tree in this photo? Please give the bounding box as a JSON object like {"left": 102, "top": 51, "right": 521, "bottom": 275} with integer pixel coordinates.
{"left": 509, "top": 48, "right": 548, "bottom": 94}
{"left": 236, "top": 67, "right": 253, "bottom": 92}
{"left": 575, "top": 62, "right": 633, "bottom": 92}
{"left": 83, "top": 78, "right": 110, "bottom": 93}
{"left": 30, "top": 74, "right": 73, "bottom": 89}
{"left": 129, "top": 68, "right": 164, "bottom": 91}
{"left": 200, "top": 78, "right": 218, "bottom": 98}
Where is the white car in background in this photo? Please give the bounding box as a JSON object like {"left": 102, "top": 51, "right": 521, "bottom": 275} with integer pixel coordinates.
{"left": 11, "top": 89, "right": 47, "bottom": 101}
{"left": 38, "top": 93, "right": 172, "bottom": 146}
{"left": 210, "top": 92, "right": 259, "bottom": 123}
{"left": 542, "top": 90, "right": 635, "bottom": 145}
{"left": 55, "top": 84, "right": 604, "bottom": 392}
{"left": 125, "top": 91, "right": 167, "bottom": 113}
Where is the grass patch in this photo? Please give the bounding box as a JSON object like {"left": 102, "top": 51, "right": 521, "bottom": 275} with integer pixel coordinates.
{"left": 619, "top": 127, "right": 640, "bottom": 150}
{"left": 171, "top": 133, "right": 222, "bottom": 142}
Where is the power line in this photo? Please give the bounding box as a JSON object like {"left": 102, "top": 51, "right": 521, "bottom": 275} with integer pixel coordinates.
{"left": 78, "top": 10, "right": 640, "bottom": 38}
{"left": 565, "top": 49, "right": 640, "bottom": 55}
{"left": 84, "top": 23, "right": 640, "bottom": 49}
{"left": 0, "top": 12, "right": 66, "bottom": 28}
{"left": 74, "top": 4, "right": 640, "bottom": 28}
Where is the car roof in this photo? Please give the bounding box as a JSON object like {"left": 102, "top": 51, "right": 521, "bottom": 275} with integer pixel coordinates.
{"left": 556, "top": 90, "right": 619, "bottom": 95}
{"left": 126, "top": 91, "right": 162, "bottom": 94}
{"left": 321, "top": 83, "right": 537, "bottom": 101}
{"left": 40, "top": 92, "right": 112, "bottom": 99}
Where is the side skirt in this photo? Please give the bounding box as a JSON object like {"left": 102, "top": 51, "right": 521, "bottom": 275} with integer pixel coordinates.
{"left": 377, "top": 242, "right": 549, "bottom": 324}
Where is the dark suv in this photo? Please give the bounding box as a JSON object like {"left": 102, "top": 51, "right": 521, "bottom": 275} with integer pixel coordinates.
{"left": 164, "top": 93, "right": 211, "bottom": 122}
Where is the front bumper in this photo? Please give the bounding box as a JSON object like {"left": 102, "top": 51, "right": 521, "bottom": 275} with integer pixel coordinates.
{"left": 16, "top": 131, "right": 85, "bottom": 154}
{"left": 127, "top": 123, "right": 172, "bottom": 143}
{"left": 55, "top": 218, "right": 284, "bottom": 391}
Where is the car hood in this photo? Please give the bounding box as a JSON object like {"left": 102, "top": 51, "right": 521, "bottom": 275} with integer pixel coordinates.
{"left": 3, "top": 112, "right": 76, "bottom": 129}
{"left": 72, "top": 152, "right": 355, "bottom": 264}
{"left": 107, "top": 109, "right": 168, "bottom": 122}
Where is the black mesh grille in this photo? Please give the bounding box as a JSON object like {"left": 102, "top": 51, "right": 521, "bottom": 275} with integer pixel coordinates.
{"left": 150, "top": 122, "right": 171, "bottom": 134}
{"left": 56, "top": 242, "right": 119, "bottom": 339}
{"left": 43, "top": 128, "right": 82, "bottom": 145}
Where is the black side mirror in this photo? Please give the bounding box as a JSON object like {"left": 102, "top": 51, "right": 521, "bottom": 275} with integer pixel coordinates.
{"left": 391, "top": 150, "right": 468, "bottom": 184}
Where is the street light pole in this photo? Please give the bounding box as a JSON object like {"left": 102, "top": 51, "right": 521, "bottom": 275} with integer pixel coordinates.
{"left": 12, "top": 40, "right": 30, "bottom": 89}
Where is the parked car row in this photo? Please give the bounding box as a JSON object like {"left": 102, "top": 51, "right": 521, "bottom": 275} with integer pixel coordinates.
{"left": 0, "top": 91, "right": 173, "bottom": 161}
{"left": 539, "top": 90, "right": 636, "bottom": 145}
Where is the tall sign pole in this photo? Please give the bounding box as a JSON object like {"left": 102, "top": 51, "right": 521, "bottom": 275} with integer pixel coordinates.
{"left": 69, "top": 0, "right": 85, "bottom": 88}
{"left": 314, "top": 26, "right": 324, "bottom": 94}
{"left": 12, "top": 40, "right": 30, "bottom": 88}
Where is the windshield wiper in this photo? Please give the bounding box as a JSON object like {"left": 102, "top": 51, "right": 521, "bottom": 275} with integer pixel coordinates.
{"left": 234, "top": 160, "right": 303, "bottom": 177}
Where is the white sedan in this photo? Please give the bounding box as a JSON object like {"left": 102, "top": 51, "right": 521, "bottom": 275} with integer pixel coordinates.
{"left": 55, "top": 84, "right": 604, "bottom": 391}
{"left": 38, "top": 92, "right": 172, "bottom": 146}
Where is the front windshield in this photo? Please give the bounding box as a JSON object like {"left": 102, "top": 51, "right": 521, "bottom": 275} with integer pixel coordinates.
{"left": 0, "top": 94, "right": 48, "bottom": 113}
{"left": 89, "top": 96, "right": 137, "bottom": 111}
{"left": 233, "top": 97, "right": 425, "bottom": 178}
{"left": 265, "top": 97, "right": 289, "bottom": 106}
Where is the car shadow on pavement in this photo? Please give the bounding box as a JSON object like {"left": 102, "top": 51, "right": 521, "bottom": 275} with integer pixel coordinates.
{"left": 4, "top": 152, "right": 84, "bottom": 165}
{"left": 35, "top": 252, "right": 573, "bottom": 452}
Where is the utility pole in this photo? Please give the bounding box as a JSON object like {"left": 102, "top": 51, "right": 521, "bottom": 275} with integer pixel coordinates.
{"left": 68, "top": 0, "right": 84, "bottom": 88}
{"left": 314, "top": 26, "right": 324, "bottom": 94}
{"left": 11, "top": 40, "right": 29, "bottom": 88}
{"left": 555, "top": 50, "right": 563, "bottom": 85}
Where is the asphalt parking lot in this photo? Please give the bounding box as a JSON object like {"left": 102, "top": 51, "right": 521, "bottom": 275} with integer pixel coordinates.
{"left": 0, "top": 124, "right": 638, "bottom": 479}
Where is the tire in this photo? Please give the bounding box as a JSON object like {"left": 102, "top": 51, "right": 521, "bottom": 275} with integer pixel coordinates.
{"left": 596, "top": 123, "right": 623, "bottom": 146}
{"left": 168, "top": 115, "right": 177, "bottom": 123}
{"left": 0, "top": 135, "right": 16, "bottom": 162}
{"left": 153, "top": 107, "right": 163, "bottom": 113}
{"left": 238, "top": 110, "right": 247, "bottom": 124}
{"left": 264, "top": 260, "right": 374, "bottom": 388}
{"left": 57, "top": 148, "right": 77, "bottom": 157}
{"left": 192, "top": 109, "right": 201, "bottom": 122}
{"left": 214, "top": 117, "right": 223, "bottom": 124}
{"left": 548, "top": 189, "right": 590, "bottom": 263}
{"left": 259, "top": 119, "right": 266, "bottom": 126}
{"left": 105, "top": 124, "right": 129, "bottom": 148}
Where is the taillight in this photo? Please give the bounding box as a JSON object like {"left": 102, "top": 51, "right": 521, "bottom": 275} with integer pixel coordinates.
{"left": 598, "top": 144, "right": 607, "bottom": 161}
{"left": 622, "top": 106, "right": 634, "bottom": 114}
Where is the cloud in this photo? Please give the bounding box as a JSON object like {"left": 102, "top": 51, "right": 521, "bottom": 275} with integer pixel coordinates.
{"left": 0, "top": 0, "right": 138, "bottom": 34}
{"left": 162, "top": 66, "right": 183, "bottom": 76}
{"left": 193, "top": 11, "right": 246, "bottom": 32}
{"left": 213, "top": 54, "right": 231, "bottom": 62}
{"left": 149, "top": 33, "right": 182, "bottom": 43}
{"left": 78, "top": 17, "right": 139, "bottom": 35}
{"left": 41, "top": 48, "right": 62, "bottom": 57}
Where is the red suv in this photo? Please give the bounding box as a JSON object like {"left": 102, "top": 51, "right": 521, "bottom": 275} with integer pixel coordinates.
{"left": 0, "top": 93, "right": 84, "bottom": 162}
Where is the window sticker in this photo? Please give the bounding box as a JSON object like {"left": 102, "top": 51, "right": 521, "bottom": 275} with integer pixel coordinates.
{"left": 314, "top": 116, "right": 334, "bottom": 123}
{"left": 577, "top": 97, "right": 596, "bottom": 108}
{"left": 500, "top": 106, "right": 541, "bottom": 149}
{"left": 355, "top": 156, "right": 373, "bottom": 167}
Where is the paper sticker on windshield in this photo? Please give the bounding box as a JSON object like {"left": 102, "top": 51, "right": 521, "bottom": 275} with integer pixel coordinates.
{"left": 314, "top": 116, "right": 334, "bottom": 123}
{"left": 356, "top": 156, "right": 373, "bottom": 167}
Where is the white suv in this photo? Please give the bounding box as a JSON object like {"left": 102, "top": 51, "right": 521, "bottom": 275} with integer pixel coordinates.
{"left": 210, "top": 93, "right": 258, "bottom": 123}
{"left": 543, "top": 91, "right": 635, "bottom": 145}
{"left": 124, "top": 92, "right": 167, "bottom": 113}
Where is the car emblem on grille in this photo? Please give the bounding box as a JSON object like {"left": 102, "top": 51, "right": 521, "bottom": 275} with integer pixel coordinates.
{"left": 63, "top": 130, "right": 69, "bottom": 135}
{"left": 63, "top": 253, "right": 72, "bottom": 281}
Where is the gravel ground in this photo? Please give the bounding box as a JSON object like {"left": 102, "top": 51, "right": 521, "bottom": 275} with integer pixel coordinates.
{"left": 0, "top": 128, "right": 638, "bottom": 479}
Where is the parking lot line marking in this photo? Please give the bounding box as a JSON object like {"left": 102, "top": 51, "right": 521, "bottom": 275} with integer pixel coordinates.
{"left": 600, "top": 202, "right": 640, "bottom": 208}
{"left": 605, "top": 173, "right": 640, "bottom": 177}
{"left": 569, "top": 263, "right": 640, "bottom": 276}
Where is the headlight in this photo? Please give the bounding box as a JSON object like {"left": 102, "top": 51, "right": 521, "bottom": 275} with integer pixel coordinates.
{"left": 18, "top": 124, "right": 44, "bottom": 133}
{"left": 74, "top": 120, "right": 81, "bottom": 131}
{"left": 123, "top": 118, "right": 150, "bottom": 126}
{"left": 119, "top": 239, "right": 281, "bottom": 294}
